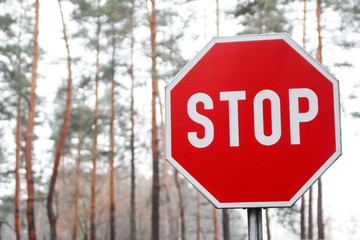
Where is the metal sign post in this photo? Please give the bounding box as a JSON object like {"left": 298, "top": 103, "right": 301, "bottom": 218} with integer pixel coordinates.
{"left": 247, "top": 208, "right": 263, "bottom": 240}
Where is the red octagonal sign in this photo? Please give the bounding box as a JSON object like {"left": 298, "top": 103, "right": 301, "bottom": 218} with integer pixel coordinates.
{"left": 165, "top": 34, "right": 341, "bottom": 208}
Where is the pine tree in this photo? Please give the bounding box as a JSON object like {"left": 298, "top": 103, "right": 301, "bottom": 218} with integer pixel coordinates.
{"left": 15, "top": 78, "right": 22, "bottom": 240}
{"left": 174, "top": 171, "right": 186, "bottom": 240}
{"left": 0, "top": 2, "right": 27, "bottom": 240}
{"left": 108, "top": 20, "right": 117, "bottom": 240}
{"left": 196, "top": 192, "right": 200, "bottom": 240}
{"left": 0, "top": 1, "right": 37, "bottom": 238}
{"left": 332, "top": 0, "right": 360, "bottom": 119}
{"left": 332, "top": 0, "right": 360, "bottom": 42}
{"left": 72, "top": 107, "right": 83, "bottom": 240}
{"left": 129, "top": 2, "right": 137, "bottom": 239}
{"left": 157, "top": 5, "right": 195, "bottom": 239}
{"left": 24, "top": 1, "right": 40, "bottom": 239}
{"left": 146, "top": 0, "right": 161, "bottom": 239}
{"left": 67, "top": 80, "right": 94, "bottom": 240}
{"left": 90, "top": 1, "right": 101, "bottom": 237}
{"left": 276, "top": 207, "right": 300, "bottom": 236}
{"left": 47, "top": 1, "right": 73, "bottom": 239}
{"left": 15, "top": 4, "right": 24, "bottom": 240}
{"left": 232, "top": 0, "right": 292, "bottom": 34}
{"left": 105, "top": 2, "right": 118, "bottom": 239}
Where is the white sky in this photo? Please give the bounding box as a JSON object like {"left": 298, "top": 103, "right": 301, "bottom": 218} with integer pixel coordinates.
{"left": 31, "top": 0, "right": 360, "bottom": 239}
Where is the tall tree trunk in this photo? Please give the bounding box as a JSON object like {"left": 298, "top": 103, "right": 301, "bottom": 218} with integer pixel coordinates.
{"left": 315, "top": 1, "right": 324, "bottom": 239}
{"left": 300, "top": 1, "right": 307, "bottom": 239}
{"left": 158, "top": 89, "right": 176, "bottom": 240}
{"left": 196, "top": 192, "right": 200, "bottom": 240}
{"left": 302, "top": 0, "right": 307, "bottom": 50}
{"left": 24, "top": 1, "right": 40, "bottom": 239}
{"left": 109, "top": 22, "right": 116, "bottom": 240}
{"left": 308, "top": 187, "right": 313, "bottom": 239}
{"left": 15, "top": 5, "right": 23, "bottom": 239}
{"left": 47, "top": 1, "right": 73, "bottom": 239}
{"left": 213, "top": 208, "right": 218, "bottom": 240}
{"left": 149, "top": 0, "right": 160, "bottom": 239}
{"left": 56, "top": 157, "right": 65, "bottom": 240}
{"left": 156, "top": 9, "right": 178, "bottom": 238}
{"left": 316, "top": 0, "right": 323, "bottom": 64}
{"left": 175, "top": 171, "right": 186, "bottom": 240}
{"left": 130, "top": 2, "right": 137, "bottom": 239}
{"left": 72, "top": 111, "right": 83, "bottom": 240}
{"left": 300, "top": 196, "right": 306, "bottom": 239}
{"left": 265, "top": 209, "right": 271, "bottom": 240}
{"left": 90, "top": 19, "right": 101, "bottom": 240}
{"left": 35, "top": 172, "right": 43, "bottom": 238}
{"left": 15, "top": 94, "right": 22, "bottom": 240}
{"left": 90, "top": 3, "right": 101, "bottom": 239}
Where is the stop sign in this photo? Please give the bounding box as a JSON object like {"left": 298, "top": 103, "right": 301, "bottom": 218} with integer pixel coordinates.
{"left": 165, "top": 34, "right": 341, "bottom": 208}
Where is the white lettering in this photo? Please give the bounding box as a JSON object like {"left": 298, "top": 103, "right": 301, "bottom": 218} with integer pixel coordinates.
{"left": 253, "top": 90, "right": 282, "bottom": 146}
{"left": 187, "top": 93, "right": 214, "bottom": 148}
{"left": 186, "top": 88, "right": 318, "bottom": 147}
{"left": 220, "top": 91, "right": 246, "bottom": 147}
{"left": 289, "top": 88, "right": 318, "bottom": 145}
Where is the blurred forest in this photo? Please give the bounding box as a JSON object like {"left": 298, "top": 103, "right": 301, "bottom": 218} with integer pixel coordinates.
{"left": 0, "top": 0, "right": 359, "bottom": 239}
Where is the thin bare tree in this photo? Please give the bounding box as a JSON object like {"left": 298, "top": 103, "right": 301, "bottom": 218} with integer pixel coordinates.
{"left": 148, "top": 0, "right": 160, "bottom": 239}
{"left": 90, "top": 1, "right": 101, "bottom": 238}
{"left": 213, "top": 207, "right": 218, "bottom": 240}
{"left": 265, "top": 209, "right": 271, "bottom": 240}
{"left": 14, "top": 2, "right": 24, "bottom": 239}
{"left": 72, "top": 109, "right": 83, "bottom": 240}
{"left": 129, "top": 2, "right": 137, "bottom": 239}
{"left": 24, "top": 0, "right": 40, "bottom": 239}
{"left": 175, "top": 171, "right": 186, "bottom": 240}
{"left": 196, "top": 192, "right": 200, "bottom": 240}
{"left": 47, "top": 1, "right": 73, "bottom": 239}
{"left": 158, "top": 85, "right": 176, "bottom": 240}
{"left": 109, "top": 21, "right": 117, "bottom": 240}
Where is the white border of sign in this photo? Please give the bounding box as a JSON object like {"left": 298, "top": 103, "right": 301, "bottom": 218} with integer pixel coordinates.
{"left": 165, "top": 33, "right": 342, "bottom": 208}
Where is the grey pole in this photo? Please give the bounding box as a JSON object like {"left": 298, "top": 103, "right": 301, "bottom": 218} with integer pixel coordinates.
{"left": 247, "top": 208, "right": 263, "bottom": 240}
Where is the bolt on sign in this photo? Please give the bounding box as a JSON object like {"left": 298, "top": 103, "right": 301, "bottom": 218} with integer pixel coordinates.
{"left": 165, "top": 34, "right": 341, "bottom": 208}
